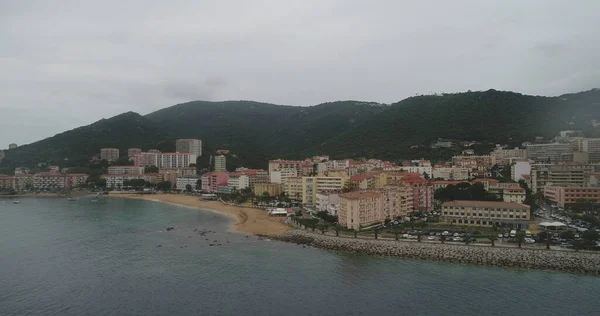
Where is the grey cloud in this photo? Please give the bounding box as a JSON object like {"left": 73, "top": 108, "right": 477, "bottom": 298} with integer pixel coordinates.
{"left": 1, "top": 0, "right": 600, "bottom": 148}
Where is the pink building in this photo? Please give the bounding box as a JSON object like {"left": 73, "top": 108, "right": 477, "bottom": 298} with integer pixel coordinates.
{"left": 388, "top": 172, "right": 433, "bottom": 212}
{"left": 544, "top": 186, "right": 600, "bottom": 207}
{"left": 201, "top": 172, "right": 229, "bottom": 193}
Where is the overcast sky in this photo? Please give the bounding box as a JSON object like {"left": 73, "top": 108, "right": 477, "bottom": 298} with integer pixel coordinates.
{"left": 1, "top": 0, "right": 599, "bottom": 148}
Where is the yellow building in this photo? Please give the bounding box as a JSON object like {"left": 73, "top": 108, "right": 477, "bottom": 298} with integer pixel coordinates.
{"left": 441, "top": 200, "right": 531, "bottom": 229}
{"left": 338, "top": 191, "right": 384, "bottom": 230}
{"left": 284, "top": 177, "right": 304, "bottom": 201}
{"left": 253, "top": 183, "right": 282, "bottom": 197}
{"left": 302, "top": 175, "right": 349, "bottom": 206}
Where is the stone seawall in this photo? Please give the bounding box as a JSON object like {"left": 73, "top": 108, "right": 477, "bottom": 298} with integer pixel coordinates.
{"left": 275, "top": 230, "right": 600, "bottom": 275}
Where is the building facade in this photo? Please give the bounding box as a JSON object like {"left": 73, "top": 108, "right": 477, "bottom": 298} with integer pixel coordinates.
{"left": 441, "top": 200, "right": 531, "bottom": 229}
{"left": 108, "top": 166, "right": 144, "bottom": 175}
{"left": 544, "top": 186, "right": 600, "bottom": 207}
{"left": 201, "top": 172, "right": 229, "bottom": 193}
{"left": 176, "top": 176, "right": 201, "bottom": 191}
{"left": 100, "top": 148, "right": 120, "bottom": 162}
{"left": 227, "top": 173, "right": 250, "bottom": 191}
{"left": 316, "top": 191, "right": 340, "bottom": 216}
{"left": 128, "top": 148, "right": 142, "bottom": 159}
{"left": 253, "top": 183, "right": 282, "bottom": 197}
{"left": 176, "top": 139, "right": 202, "bottom": 157}
{"left": 214, "top": 155, "right": 226, "bottom": 172}
{"left": 338, "top": 191, "right": 385, "bottom": 230}
{"left": 432, "top": 167, "right": 470, "bottom": 180}
{"left": 526, "top": 143, "right": 573, "bottom": 163}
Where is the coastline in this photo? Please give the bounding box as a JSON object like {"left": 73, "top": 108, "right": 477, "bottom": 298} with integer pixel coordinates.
{"left": 0, "top": 193, "right": 64, "bottom": 198}
{"left": 110, "top": 193, "right": 291, "bottom": 235}
{"left": 276, "top": 230, "right": 600, "bottom": 275}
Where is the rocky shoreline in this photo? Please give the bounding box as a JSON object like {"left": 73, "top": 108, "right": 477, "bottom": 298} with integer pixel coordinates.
{"left": 275, "top": 230, "right": 600, "bottom": 275}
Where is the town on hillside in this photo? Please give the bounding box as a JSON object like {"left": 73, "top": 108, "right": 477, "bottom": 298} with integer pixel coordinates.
{"left": 2, "top": 132, "right": 600, "bottom": 250}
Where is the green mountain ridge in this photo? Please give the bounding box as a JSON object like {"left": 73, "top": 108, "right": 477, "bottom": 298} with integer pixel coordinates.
{"left": 2, "top": 89, "right": 599, "bottom": 172}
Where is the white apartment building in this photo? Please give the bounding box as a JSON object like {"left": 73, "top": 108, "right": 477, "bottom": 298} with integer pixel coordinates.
{"left": 175, "top": 139, "right": 202, "bottom": 157}
{"left": 316, "top": 191, "right": 340, "bottom": 216}
{"left": 176, "top": 176, "right": 201, "bottom": 191}
{"left": 302, "top": 176, "right": 349, "bottom": 206}
{"left": 214, "top": 155, "right": 226, "bottom": 172}
{"left": 227, "top": 173, "right": 250, "bottom": 190}
{"left": 108, "top": 166, "right": 144, "bottom": 175}
{"left": 269, "top": 168, "right": 298, "bottom": 184}
{"left": 582, "top": 138, "right": 600, "bottom": 163}
{"left": 511, "top": 160, "right": 531, "bottom": 182}
{"left": 405, "top": 166, "right": 433, "bottom": 177}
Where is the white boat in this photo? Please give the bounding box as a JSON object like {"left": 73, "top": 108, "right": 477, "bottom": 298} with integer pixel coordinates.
{"left": 67, "top": 197, "right": 78, "bottom": 201}
{"left": 12, "top": 200, "right": 21, "bottom": 204}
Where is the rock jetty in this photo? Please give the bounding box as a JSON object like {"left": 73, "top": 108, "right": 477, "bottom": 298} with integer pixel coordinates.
{"left": 275, "top": 230, "right": 600, "bottom": 275}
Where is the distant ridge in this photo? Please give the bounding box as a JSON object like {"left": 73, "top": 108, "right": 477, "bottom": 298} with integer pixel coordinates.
{"left": 2, "top": 89, "right": 599, "bottom": 171}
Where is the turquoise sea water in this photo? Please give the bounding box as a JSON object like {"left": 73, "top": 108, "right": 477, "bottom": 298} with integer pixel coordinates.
{"left": 1, "top": 197, "right": 599, "bottom": 316}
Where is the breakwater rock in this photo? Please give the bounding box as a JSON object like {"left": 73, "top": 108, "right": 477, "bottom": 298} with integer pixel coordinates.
{"left": 275, "top": 230, "right": 600, "bottom": 275}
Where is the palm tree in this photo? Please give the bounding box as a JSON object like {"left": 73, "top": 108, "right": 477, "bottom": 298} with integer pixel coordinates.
{"left": 515, "top": 230, "right": 526, "bottom": 248}
{"left": 353, "top": 229, "right": 358, "bottom": 238}
{"left": 374, "top": 228, "right": 378, "bottom": 240}
{"left": 464, "top": 234, "right": 471, "bottom": 245}
{"left": 488, "top": 235, "right": 498, "bottom": 247}
{"left": 440, "top": 235, "right": 447, "bottom": 244}
{"left": 545, "top": 234, "right": 551, "bottom": 250}
{"left": 417, "top": 232, "right": 423, "bottom": 242}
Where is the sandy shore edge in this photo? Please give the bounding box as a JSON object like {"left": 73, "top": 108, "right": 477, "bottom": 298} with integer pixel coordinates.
{"left": 110, "top": 194, "right": 291, "bottom": 236}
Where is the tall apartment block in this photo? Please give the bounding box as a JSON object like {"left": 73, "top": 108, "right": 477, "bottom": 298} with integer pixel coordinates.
{"left": 100, "top": 148, "right": 120, "bottom": 162}
{"left": 176, "top": 139, "right": 202, "bottom": 157}
{"left": 215, "top": 155, "right": 226, "bottom": 172}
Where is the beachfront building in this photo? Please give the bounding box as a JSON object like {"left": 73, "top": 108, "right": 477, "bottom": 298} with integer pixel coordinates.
{"left": 201, "top": 172, "right": 229, "bottom": 193}
{"left": 32, "top": 173, "right": 88, "bottom": 190}
{"left": 176, "top": 139, "right": 202, "bottom": 157}
{"left": 381, "top": 185, "right": 414, "bottom": 219}
{"left": 338, "top": 191, "right": 385, "bottom": 230}
{"left": 0, "top": 175, "right": 15, "bottom": 190}
{"left": 440, "top": 200, "right": 531, "bottom": 229}
{"left": 302, "top": 175, "right": 349, "bottom": 206}
{"left": 544, "top": 186, "right": 600, "bottom": 207}
{"left": 316, "top": 191, "right": 340, "bottom": 216}
{"left": 214, "top": 155, "right": 226, "bottom": 172}
{"left": 102, "top": 174, "right": 157, "bottom": 188}
{"left": 269, "top": 168, "right": 298, "bottom": 184}
{"left": 176, "top": 176, "right": 201, "bottom": 191}
{"left": 100, "top": 148, "right": 120, "bottom": 162}
{"left": 108, "top": 166, "right": 144, "bottom": 175}
{"left": 253, "top": 183, "right": 282, "bottom": 197}
{"left": 158, "top": 167, "right": 197, "bottom": 176}
{"left": 227, "top": 173, "right": 250, "bottom": 191}
{"left": 284, "top": 177, "right": 304, "bottom": 201}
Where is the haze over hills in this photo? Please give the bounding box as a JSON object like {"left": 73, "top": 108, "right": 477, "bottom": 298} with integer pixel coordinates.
{"left": 1, "top": 88, "right": 599, "bottom": 172}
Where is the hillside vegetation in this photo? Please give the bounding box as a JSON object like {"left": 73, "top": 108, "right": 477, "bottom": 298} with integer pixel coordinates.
{"left": 2, "top": 89, "right": 599, "bottom": 171}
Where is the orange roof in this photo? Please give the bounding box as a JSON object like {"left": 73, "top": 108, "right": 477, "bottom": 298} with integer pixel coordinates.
{"left": 432, "top": 180, "right": 463, "bottom": 185}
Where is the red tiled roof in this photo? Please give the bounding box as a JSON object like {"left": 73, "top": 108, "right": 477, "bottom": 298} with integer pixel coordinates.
{"left": 472, "top": 178, "right": 499, "bottom": 183}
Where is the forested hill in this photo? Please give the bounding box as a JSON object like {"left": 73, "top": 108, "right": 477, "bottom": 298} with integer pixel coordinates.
{"left": 1, "top": 89, "right": 599, "bottom": 172}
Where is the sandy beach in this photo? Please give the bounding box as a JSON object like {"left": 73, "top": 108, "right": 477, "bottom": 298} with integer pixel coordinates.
{"left": 112, "top": 194, "right": 291, "bottom": 236}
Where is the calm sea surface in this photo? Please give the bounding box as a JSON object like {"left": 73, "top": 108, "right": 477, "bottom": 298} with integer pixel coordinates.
{"left": 1, "top": 197, "right": 599, "bottom": 316}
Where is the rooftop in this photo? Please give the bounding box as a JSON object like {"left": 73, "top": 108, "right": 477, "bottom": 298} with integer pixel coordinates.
{"left": 340, "top": 191, "right": 382, "bottom": 199}
{"left": 442, "top": 200, "right": 529, "bottom": 209}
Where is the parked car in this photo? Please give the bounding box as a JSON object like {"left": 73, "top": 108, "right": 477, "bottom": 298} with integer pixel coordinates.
{"left": 497, "top": 234, "right": 503, "bottom": 238}
{"left": 427, "top": 236, "right": 435, "bottom": 240}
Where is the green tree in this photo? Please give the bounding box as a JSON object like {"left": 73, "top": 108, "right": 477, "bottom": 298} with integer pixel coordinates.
{"left": 144, "top": 166, "right": 159, "bottom": 173}
{"left": 374, "top": 228, "right": 378, "bottom": 240}
{"left": 384, "top": 218, "right": 392, "bottom": 226}
{"left": 515, "top": 230, "right": 526, "bottom": 248}
{"left": 583, "top": 230, "right": 599, "bottom": 242}
{"left": 333, "top": 225, "right": 342, "bottom": 237}
{"left": 156, "top": 181, "right": 171, "bottom": 191}
{"left": 416, "top": 232, "right": 423, "bottom": 242}
{"left": 392, "top": 229, "right": 402, "bottom": 241}
{"left": 440, "top": 235, "right": 447, "bottom": 244}
{"left": 318, "top": 224, "right": 327, "bottom": 235}
{"left": 185, "top": 184, "right": 192, "bottom": 192}
{"left": 560, "top": 231, "right": 575, "bottom": 240}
